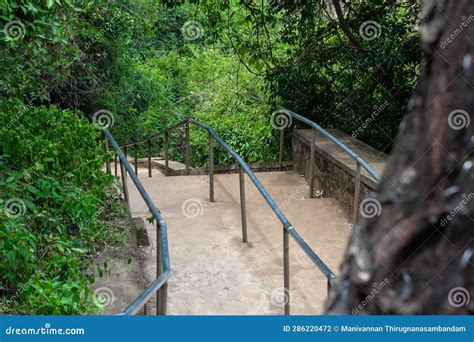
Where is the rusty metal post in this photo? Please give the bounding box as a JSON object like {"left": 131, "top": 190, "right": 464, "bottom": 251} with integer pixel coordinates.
{"left": 279, "top": 129, "right": 284, "bottom": 171}
{"left": 239, "top": 166, "right": 248, "bottom": 243}
{"left": 185, "top": 123, "right": 190, "bottom": 175}
{"left": 147, "top": 140, "right": 152, "bottom": 178}
{"left": 164, "top": 132, "right": 169, "bottom": 176}
{"left": 114, "top": 152, "right": 118, "bottom": 177}
{"left": 353, "top": 161, "right": 361, "bottom": 225}
{"left": 284, "top": 225, "right": 290, "bottom": 315}
{"left": 308, "top": 131, "right": 316, "bottom": 198}
{"left": 156, "top": 221, "right": 168, "bottom": 315}
{"left": 209, "top": 132, "right": 214, "bottom": 202}
{"left": 120, "top": 160, "right": 130, "bottom": 212}
{"left": 134, "top": 144, "right": 138, "bottom": 175}
{"left": 104, "top": 136, "right": 111, "bottom": 174}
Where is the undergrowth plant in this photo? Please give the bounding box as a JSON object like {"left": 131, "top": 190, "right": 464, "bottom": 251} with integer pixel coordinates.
{"left": 0, "top": 99, "right": 125, "bottom": 314}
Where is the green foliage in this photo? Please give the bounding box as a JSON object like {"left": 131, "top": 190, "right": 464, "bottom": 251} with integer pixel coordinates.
{"left": 200, "top": 0, "right": 421, "bottom": 152}
{"left": 0, "top": 0, "right": 154, "bottom": 113}
{"left": 135, "top": 47, "right": 278, "bottom": 165}
{"left": 0, "top": 99, "right": 123, "bottom": 314}
{"left": 0, "top": 0, "right": 423, "bottom": 314}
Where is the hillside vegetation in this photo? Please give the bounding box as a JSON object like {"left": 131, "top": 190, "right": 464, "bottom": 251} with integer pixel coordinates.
{"left": 0, "top": 0, "right": 419, "bottom": 313}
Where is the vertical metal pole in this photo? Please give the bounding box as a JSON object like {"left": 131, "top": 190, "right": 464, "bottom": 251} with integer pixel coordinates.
{"left": 164, "top": 132, "right": 169, "bottom": 176}
{"left": 327, "top": 274, "right": 336, "bottom": 297}
{"left": 124, "top": 146, "right": 128, "bottom": 159}
{"left": 134, "top": 144, "right": 138, "bottom": 175}
{"left": 120, "top": 160, "right": 130, "bottom": 212}
{"left": 157, "top": 137, "right": 161, "bottom": 159}
{"left": 279, "top": 129, "right": 284, "bottom": 171}
{"left": 156, "top": 221, "right": 167, "bottom": 315}
{"left": 353, "top": 161, "right": 362, "bottom": 225}
{"left": 147, "top": 140, "right": 152, "bottom": 178}
{"left": 104, "top": 136, "right": 111, "bottom": 174}
{"left": 114, "top": 152, "right": 118, "bottom": 177}
{"left": 308, "top": 131, "right": 316, "bottom": 198}
{"left": 209, "top": 132, "right": 214, "bottom": 202}
{"left": 239, "top": 166, "right": 248, "bottom": 243}
{"left": 185, "top": 123, "right": 190, "bottom": 175}
{"left": 283, "top": 226, "right": 290, "bottom": 315}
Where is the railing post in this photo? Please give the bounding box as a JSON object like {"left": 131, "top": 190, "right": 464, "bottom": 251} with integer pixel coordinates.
{"left": 114, "top": 152, "right": 118, "bottom": 177}
{"left": 104, "top": 135, "right": 111, "bottom": 174}
{"left": 352, "top": 161, "right": 361, "bottom": 225}
{"left": 164, "top": 132, "right": 169, "bottom": 176}
{"left": 308, "top": 130, "right": 316, "bottom": 198}
{"left": 184, "top": 122, "right": 190, "bottom": 175}
{"left": 147, "top": 140, "right": 152, "bottom": 178}
{"left": 283, "top": 225, "right": 290, "bottom": 315}
{"left": 327, "top": 274, "right": 336, "bottom": 297}
{"left": 209, "top": 132, "right": 214, "bottom": 202}
{"left": 239, "top": 165, "right": 248, "bottom": 243}
{"left": 134, "top": 144, "right": 138, "bottom": 175}
{"left": 156, "top": 221, "right": 168, "bottom": 315}
{"left": 119, "top": 159, "right": 130, "bottom": 213}
{"left": 279, "top": 129, "right": 284, "bottom": 171}
{"left": 124, "top": 146, "right": 128, "bottom": 159}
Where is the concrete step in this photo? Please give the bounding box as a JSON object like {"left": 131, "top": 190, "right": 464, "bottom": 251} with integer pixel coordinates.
{"left": 127, "top": 169, "right": 351, "bottom": 315}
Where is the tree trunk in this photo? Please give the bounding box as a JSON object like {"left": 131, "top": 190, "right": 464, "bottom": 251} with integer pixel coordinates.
{"left": 326, "top": 0, "right": 473, "bottom": 315}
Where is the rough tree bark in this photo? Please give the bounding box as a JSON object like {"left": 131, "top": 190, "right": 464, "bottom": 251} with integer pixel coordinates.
{"left": 327, "top": 0, "right": 473, "bottom": 315}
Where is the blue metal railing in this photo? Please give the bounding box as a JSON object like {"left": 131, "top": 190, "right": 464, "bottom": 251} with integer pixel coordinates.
{"left": 276, "top": 108, "right": 381, "bottom": 224}
{"left": 104, "top": 129, "right": 170, "bottom": 315}
{"left": 189, "top": 119, "right": 336, "bottom": 286}
{"left": 106, "top": 117, "right": 336, "bottom": 316}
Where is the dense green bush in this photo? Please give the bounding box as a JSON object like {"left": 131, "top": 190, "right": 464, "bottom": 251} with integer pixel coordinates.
{"left": 134, "top": 47, "right": 279, "bottom": 166}
{"left": 0, "top": 99, "right": 123, "bottom": 314}
{"left": 0, "top": 0, "right": 422, "bottom": 314}
{"left": 0, "top": 0, "right": 154, "bottom": 120}
{"left": 199, "top": 0, "right": 421, "bottom": 152}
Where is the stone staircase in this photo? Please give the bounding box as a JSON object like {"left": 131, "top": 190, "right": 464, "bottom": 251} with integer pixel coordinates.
{"left": 126, "top": 167, "right": 351, "bottom": 315}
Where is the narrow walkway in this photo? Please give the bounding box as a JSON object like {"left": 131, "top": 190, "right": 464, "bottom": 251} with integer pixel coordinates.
{"left": 127, "top": 168, "right": 351, "bottom": 315}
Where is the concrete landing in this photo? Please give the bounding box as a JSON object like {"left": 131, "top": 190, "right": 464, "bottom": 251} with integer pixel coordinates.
{"left": 127, "top": 168, "right": 351, "bottom": 315}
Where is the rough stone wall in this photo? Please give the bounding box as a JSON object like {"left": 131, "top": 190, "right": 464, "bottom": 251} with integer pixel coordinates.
{"left": 292, "top": 132, "right": 377, "bottom": 223}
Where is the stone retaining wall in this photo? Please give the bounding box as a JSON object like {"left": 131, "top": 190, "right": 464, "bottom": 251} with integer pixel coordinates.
{"left": 292, "top": 129, "right": 387, "bottom": 222}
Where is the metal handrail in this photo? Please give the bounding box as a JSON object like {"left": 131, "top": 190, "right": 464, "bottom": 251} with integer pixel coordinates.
{"left": 108, "top": 117, "right": 336, "bottom": 315}
{"left": 189, "top": 119, "right": 335, "bottom": 279}
{"left": 119, "top": 120, "right": 189, "bottom": 148}
{"left": 280, "top": 108, "right": 381, "bottom": 181}
{"left": 103, "top": 129, "right": 170, "bottom": 315}
{"left": 277, "top": 108, "right": 381, "bottom": 224}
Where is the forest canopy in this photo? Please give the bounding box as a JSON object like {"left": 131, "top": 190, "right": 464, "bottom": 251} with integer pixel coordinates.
{"left": 1, "top": 0, "right": 422, "bottom": 314}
